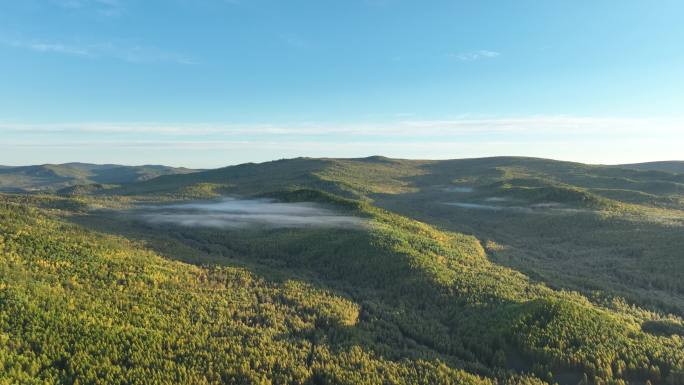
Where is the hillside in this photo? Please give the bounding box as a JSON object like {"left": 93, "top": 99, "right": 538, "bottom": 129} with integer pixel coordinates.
{"left": 2, "top": 190, "right": 684, "bottom": 385}
{"left": 0, "top": 163, "right": 197, "bottom": 192}
{"left": 2, "top": 157, "right": 684, "bottom": 384}
{"left": 108, "top": 157, "right": 684, "bottom": 316}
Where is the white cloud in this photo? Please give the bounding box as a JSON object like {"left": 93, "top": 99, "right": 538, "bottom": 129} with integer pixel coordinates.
{"left": 449, "top": 50, "right": 500, "bottom": 61}
{"left": 14, "top": 41, "right": 92, "bottom": 56}
{"left": 2, "top": 116, "right": 682, "bottom": 167}
{"left": 4, "top": 38, "right": 197, "bottom": 65}
{"left": 1, "top": 116, "right": 681, "bottom": 137}
{"left": 51, "top": 0, "right": 123, "bottom": 16}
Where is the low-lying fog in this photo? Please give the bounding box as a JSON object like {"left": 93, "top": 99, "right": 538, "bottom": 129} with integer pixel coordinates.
{"left": 444, "top": 201, "right": 587, "bottom": 214}
{"left": 133, "top": 198, "right": 365, "bottom": 229}
{"left": 442, "top": 186, "right": 475, "bottom": 193}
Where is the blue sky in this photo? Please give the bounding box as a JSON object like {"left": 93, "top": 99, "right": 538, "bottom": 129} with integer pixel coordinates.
{"left": 1, "top": 0, "right": 683, "bottom": 167}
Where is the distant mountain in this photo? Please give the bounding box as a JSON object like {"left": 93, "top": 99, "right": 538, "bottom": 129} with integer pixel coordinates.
{"left": 0, "top": 163, "right": 198, "bottom": 192}
{"left": 618, "top": 161, "right": 684, "bottom": 174}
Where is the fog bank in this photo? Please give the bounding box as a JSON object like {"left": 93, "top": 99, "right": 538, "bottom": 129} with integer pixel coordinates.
{"left": 134, "top": 198, "right": 364, "bottom": 229}
{"left": 444, "top": 201, "right": 590, "bottom": 215}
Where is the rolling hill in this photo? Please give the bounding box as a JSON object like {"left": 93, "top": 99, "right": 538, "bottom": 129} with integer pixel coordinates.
{"left": 110, "top": 156, "right": 684, "bottom": 202}
{"left": 1, "top": 156, "right": 683, "bottom": 385}
{"left": 105, "top": 156, "right": 684, "bottom": 315}
{"left": 0, "top": 163, "right": 197, "bottom": 192}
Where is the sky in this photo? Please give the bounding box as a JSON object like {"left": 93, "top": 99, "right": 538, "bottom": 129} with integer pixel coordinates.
{"left": 1, "top": 0, "right": 683, "bottom": 168}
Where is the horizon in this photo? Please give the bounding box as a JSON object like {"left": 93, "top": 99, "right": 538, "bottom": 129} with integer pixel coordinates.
{"left": 2, "top": 1, "right": 683, "bottom": 167}
{"left": 1, "top": 155, "right": 683, "bottom": 170}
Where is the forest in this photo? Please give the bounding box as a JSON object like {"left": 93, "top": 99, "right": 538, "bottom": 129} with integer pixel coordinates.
{"left": 1, "top": 157, "right": 684, "bottom": 385}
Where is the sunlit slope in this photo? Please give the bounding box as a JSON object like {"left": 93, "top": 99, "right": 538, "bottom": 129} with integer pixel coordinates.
{"left": 0, "top": 194, "right": 503, "bottom": 385}
{"left": 7, "top": 191, "right": 683, "bottom": 384}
